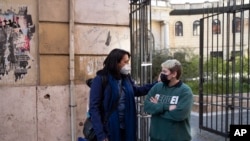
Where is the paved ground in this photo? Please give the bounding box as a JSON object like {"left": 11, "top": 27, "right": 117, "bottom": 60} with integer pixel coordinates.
{"left": 191, "top": 112, "right": 229, "bottom": 141}
{"left": 79, "top": 112, "right": 231, "bottom": 141}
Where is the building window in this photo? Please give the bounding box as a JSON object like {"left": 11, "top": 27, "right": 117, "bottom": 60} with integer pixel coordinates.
{"left": 212, "top": 19, "right": 221, "bottom": 34}
{"left": 175, "top": 21, "right": 183, "bottom": 36}
{"left": 193, "top": 20, "right": 200, "bottom": 36}
{"left": 232, "top": 17, "right": 241, "bottom": 33}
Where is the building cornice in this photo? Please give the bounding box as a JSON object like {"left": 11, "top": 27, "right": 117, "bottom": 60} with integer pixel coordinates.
{"left": 170, "top": 4, "right": 250, "bottom": 15}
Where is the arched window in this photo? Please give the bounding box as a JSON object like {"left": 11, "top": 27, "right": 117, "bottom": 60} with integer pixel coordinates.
{"left": 193, "top": 20, "right": 200, "bottom": 36}
{"left": 175, "top": 21, "right": 183, "bottom": 36}
{"left": 212, "top": 19, "right": 221, "bottom": 34}
{"left": 232, "top": 17, "right": 241, "bottom": 33}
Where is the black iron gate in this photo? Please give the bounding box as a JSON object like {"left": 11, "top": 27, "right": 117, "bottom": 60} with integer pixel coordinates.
{"left": 199, "top": 1, "right": 250, "bottom": 139}
{"left": 129, "top": 0, "right": 153, "bottom": 140}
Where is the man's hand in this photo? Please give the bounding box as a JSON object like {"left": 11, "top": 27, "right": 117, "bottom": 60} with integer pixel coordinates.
{"left": 169, "top": 105, "right": 176, "bottom": 111}
{"left": 150, "top": 97, "right": 158, "bottom": 103}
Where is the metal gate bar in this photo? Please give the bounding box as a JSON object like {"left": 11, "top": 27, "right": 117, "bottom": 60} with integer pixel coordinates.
{"left": 129, "top": 0, "right": 153, "bottom": 141}
{"left": 199, "top": 0, "right": 250, "bottom": 139}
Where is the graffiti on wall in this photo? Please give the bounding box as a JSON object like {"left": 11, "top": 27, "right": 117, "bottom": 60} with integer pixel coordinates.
{"left": 0, "top": 6, "right": 35, "bottom": 81}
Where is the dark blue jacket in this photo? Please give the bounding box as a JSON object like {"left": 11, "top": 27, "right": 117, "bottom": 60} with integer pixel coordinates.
{"left": 89, "top": 73, "right": 156, "bottom": 141}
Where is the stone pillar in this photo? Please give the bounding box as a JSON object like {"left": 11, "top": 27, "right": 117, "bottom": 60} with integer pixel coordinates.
{"left": 161, "top": 21, "right": 170, "bottom": 49}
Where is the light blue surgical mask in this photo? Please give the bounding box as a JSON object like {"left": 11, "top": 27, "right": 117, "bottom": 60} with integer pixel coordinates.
{"left": 120, "top": 64, "right": 131, "bottom": 75}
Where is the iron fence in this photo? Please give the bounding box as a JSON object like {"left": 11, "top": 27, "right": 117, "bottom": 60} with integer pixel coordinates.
{"left": 199, "top": 1, "right": 250, "bottom": 140}
{"left": 130, "top": 0, "right": 152, "bottom": 140}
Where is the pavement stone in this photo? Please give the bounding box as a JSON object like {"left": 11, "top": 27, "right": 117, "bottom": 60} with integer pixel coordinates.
{"left": 191, "top": 112, "right": 229, "bottom": 141}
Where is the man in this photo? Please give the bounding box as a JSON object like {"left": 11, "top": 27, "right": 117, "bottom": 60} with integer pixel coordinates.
{"left": 144, "top": 59, "right": 193, "bottom": 141}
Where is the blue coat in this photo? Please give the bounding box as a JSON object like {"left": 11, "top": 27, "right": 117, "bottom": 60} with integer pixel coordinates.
{"left": 89, "top": 74, "right": 156, "bottom": 141}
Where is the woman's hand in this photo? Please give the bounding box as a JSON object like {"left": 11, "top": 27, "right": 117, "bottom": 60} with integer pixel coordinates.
{"left": 157, "top": 73, "right": 161, "bottom": 82}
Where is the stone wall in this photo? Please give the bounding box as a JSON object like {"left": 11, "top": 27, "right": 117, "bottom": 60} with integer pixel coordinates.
{"left": 0, "top": 0, "right": 130, "bottom": 141}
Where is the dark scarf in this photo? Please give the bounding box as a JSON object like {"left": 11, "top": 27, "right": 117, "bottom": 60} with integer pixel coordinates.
{"left": 107, "top": 74, "right": 136, "bottom": 141}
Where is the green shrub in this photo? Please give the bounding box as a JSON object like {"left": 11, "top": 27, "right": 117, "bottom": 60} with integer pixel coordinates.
{"left": 152, "top": 48, "right": 250, "bottom": 95}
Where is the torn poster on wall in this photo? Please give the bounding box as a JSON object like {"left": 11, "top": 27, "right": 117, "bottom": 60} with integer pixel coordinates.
{"left": 0, "top": 6, "right": 35, "bottom": 82}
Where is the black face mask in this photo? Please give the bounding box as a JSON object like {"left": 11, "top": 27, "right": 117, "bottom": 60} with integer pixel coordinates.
{"left": 160, "top": 73, "right": 170, "bottom": 85}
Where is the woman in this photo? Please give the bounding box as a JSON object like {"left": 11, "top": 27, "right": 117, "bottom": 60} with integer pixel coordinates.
{"left": 89, "top": 48, "right": 157, "bottom": 141}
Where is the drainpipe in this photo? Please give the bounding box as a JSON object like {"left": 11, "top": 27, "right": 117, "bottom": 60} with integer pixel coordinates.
{"left": 69, "top": 0, "right": 76, "bottom": 141}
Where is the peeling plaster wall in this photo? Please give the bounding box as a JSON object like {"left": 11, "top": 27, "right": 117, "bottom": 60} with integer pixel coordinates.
{"left": 0, "top": 85, "right": 90, "bottom": 141}
{"left": 0, "top": 0, "right": 38, "bottom": 85}
{"left": 75, "top": 25, "right": 130, "bottom": 54}
{"left": 36, "top": 84, "right": 90, "bottom": 141}
{"left": 75, "top": 56, "right": 106, "bottom": 84}
{"left": 0, "top": 86, "right": 37, "bottom": 141}
{"left": 75, "top": 0, "right": 130, "bottom": 25}
{"left": 37, "top": 85, "right": 71, "bottom": 141}
{"left": 0, "top": 0, "right": 130, "bottom": 141}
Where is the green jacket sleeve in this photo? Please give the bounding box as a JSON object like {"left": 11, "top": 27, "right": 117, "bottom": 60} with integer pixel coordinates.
{"left": 144, "top": 84, "right": 169, "bottom": 115}
{"left": 160, "top": 87, "right": 193, "bottom": 121}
